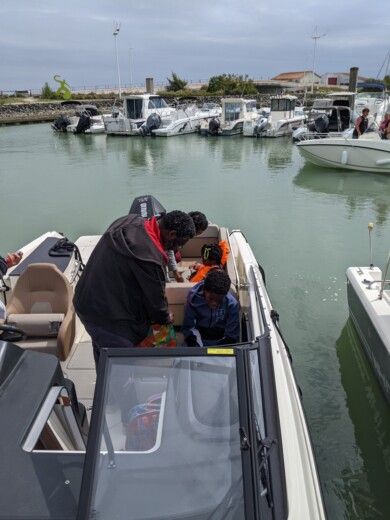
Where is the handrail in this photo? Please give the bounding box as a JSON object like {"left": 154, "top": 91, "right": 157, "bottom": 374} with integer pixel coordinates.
{"left": 379, "top": 252, "right": 390, "bottom": 300}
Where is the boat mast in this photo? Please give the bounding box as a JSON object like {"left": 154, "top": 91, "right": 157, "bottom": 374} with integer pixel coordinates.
{"left": 113, "top": 21, "right": 122, "bottom": 99}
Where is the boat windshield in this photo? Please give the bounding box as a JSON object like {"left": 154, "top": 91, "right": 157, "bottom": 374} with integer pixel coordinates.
{"left": 81, "top": 354, "right": 246, "bottom": 519}
{"left": 148, "top": 96, "right": 169, "bottom": 109}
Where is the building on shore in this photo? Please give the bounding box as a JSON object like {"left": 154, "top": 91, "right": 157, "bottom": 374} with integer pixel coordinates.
{"left": 271, "top": 71, "right": 321, "bottom": 85}
{"left": 320, "top": 72, "right": 368, "bottom": 86}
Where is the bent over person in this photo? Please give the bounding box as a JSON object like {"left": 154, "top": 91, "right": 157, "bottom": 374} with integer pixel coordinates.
{"left": 74, "top": 211, "right": 195, "bottom": 363}
{"left": 182, "top": 269, "right": 240, "bottom": 347}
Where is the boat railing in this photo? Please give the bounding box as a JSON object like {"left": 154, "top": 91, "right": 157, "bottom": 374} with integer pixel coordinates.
{"left": 379, "top": 252, "right": 390, "bottom": 300}
{"left": 299, "top": 131, "right": 344, "bottom": 141}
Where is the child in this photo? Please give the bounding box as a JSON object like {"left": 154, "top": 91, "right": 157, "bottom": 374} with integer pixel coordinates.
{"left": 168, "top": 211, "right": 208, "bottom": 282}
{"left": 189, "top": 241, "right": 229, "bottom": 283}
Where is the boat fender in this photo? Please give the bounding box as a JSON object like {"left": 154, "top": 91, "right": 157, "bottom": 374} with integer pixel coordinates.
{"left": 376, "top": 158, "right": 390, "bottom": 165}
{"left": 341, "top": 150, "right": 348, "bottom": 165}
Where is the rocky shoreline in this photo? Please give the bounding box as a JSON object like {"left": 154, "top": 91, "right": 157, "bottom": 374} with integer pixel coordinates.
{"left": 0, "top": 99, "right": 115, "bottom": 125}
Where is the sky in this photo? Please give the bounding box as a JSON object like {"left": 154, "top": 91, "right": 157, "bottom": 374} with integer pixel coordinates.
{"left": 0, "top": 0, "right": 389, "bottom": 92}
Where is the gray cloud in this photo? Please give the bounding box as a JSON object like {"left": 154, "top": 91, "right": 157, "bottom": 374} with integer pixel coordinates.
{"left": 0, "top": 0, "right": 388, "bottom": 91}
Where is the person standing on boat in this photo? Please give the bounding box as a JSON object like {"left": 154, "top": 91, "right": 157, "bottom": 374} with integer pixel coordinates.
{"left": 182, "top": 269, "right": 239, "bottom": 347}
{"left": 379, "top": 112, "right": 390, "bottom": 140}
{"left": 352, "top": 107, "right": 370, "bottom": 139}
{"left": 74, "top": 211, "right": 195, "bottom": 363}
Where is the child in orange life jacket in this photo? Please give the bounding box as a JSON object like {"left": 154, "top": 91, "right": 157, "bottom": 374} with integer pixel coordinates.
{"left": 189, "top": 241, "right": 229, "bottom": 283}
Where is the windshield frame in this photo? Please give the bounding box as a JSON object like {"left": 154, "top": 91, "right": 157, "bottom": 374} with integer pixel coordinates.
{"left": 77, "top": 343, "right": 287, "bottom": 520}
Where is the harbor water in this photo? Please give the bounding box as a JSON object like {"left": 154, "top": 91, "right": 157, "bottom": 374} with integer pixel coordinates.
{"left": 1, "top": 123, "right": 390, "bottom": 519}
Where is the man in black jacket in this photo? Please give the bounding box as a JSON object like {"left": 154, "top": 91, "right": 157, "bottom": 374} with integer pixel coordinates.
{"left": 74, "top": 210, "right": 195, "bottom": 363}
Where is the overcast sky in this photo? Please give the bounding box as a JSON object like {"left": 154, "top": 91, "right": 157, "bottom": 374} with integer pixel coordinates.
{"left": 0, "top": 0, "right": 389, "bottom": 91}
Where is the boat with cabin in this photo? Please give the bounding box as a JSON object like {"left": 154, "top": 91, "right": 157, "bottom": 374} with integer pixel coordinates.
{"left": 103, "top": 94, "right": 176, "bottom": 136}
{"left": 243, "top": 96, "right": 306, "bottom": 138}
{"left": 346, "top": 248, "right": 390, "bottom": 402}
{"left": 0, "top": 196, "right": 325, "bottom": 519}
{"left": 152, "top": 103, "right": 221, "bottom": 137}
{"left": 199, "top": 98, "right": 258, "bottom": 136}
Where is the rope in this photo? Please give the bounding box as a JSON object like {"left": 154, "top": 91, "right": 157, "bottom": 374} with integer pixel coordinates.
{"left": 49, "top": 237, "right": 85, "bottom": 278}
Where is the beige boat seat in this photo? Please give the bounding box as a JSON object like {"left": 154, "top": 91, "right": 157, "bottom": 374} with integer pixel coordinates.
{"left": 165, "top": 281, "right": 195, "bottom": 327}
{"left": 180, "top": 224, "right": 220, "bottom": 258}
{"left": 6, "top": 263, "right": 75, "bottom": 361}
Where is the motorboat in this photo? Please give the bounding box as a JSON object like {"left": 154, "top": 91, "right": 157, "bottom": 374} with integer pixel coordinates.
{"left": 103, "top": 94, "right": 177, "bottom": 136}
{"left": 52, "top": 103, "right": 106, "bottom": 134}
{"left": 292, "top": 102, "right": 353, "bottom": 142}
{"left": 243, "top": 96, "right": 306, "bottom": 138}
{"left": 355, "top": 82, "right": 389, "bottom": 124}
{"left": 297, "top": 131, "right": 390, "bottom": 173}
{"left": 199, "top": 98, "right": 258, "bottom": 136}
{"left": 346, "top": 251, "right": 390, "bottom": 402}
{"left": 152, "top": 103, "right": 222, "bottom": 137}
{"left": 0, "top": 196, "right": 325, "bottom": 519}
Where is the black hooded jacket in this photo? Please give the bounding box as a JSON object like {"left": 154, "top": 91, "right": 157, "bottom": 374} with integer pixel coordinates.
{"left": 0, "top": 257, "right": 7, "bottom": 276}
{"left": 74, "top": 214, "right": 169, "bottom": 344}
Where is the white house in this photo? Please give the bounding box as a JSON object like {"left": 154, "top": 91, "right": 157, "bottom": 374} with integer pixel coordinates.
{"left": 271, "top": 71, "right": 321, "bottom": 85}
{"left": 321, "top": 72, "right": 367, "bottom": 86}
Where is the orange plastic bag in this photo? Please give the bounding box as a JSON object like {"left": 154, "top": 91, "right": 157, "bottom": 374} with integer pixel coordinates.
{"left": 137, "top": 324, "right": 177, "bottom": 348}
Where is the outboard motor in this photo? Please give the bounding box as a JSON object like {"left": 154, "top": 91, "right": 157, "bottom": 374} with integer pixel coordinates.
{"left": 254, "top": 117, "right": 268, "bottom": 137}
{"left": 74, "top": 113, "right": 91, "bottom": 134}
{"left": 292, "top": 126, "right": 307, "bottom": 142}
{"left": 208, "top": 117, "right": 220, "bottom": 136}
{"left": 138, "top": 113, "right": 162, "bottom": 136}
{"left": 52, "top": 115, "right": 71, "bottom": 132}
{"left": 129, "top": 195, "right": 166, "bottom": 218}
{"left": 314, "top": 114, "right": 329, "bottom": 134}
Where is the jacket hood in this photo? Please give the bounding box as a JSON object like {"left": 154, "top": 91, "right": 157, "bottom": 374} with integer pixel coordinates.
{"left": 106, "top": 214, "right": 165, "bottom": 266}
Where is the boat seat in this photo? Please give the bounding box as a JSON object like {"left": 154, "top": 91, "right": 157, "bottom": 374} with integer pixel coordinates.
{"left": 165, "top": 281, "right": 195, "bottom": 326}
{"left": 180, "top": 224, "right": 220, "bottom": 258}
{"left": 6, "top": 263, "right": 75, "bottom": 361}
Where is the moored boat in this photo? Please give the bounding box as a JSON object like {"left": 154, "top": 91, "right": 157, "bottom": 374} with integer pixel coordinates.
{"left": 200, "top": 98, "right": 258, "bottom": 136}
{"left": 346, "top": 252, "right": 390, "bottom": 402}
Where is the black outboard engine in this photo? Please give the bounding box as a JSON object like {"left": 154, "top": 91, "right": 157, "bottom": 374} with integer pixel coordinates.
{"left": 314, "top": 114, "right": 329, "bottom": 134}
{"left": 208, "top": 117, "right": 220, "bottom": 136}
{"left": 254, "top": 117, "right": 268, "bottom": 137}
{"left": 129, "top": 195, "right": 166, "bottom": 218}
{"left": 74, "top": 113, "right": 91, "bottom": 134}
{"left": 138, "top": 113, "right": 162, "bottom": 136}
{"left": 52, "top": 115, "right": 71, "bottom": 132}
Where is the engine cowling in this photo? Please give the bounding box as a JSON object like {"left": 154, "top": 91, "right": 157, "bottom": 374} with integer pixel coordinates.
{"left": 314, "top": 114, "right": 329, "bottom": 134}
{"left": 139, "top": 113, "right": 162, "bottom": 136}
{"left": 208, "top": 118, "right": 220, "bottom": 135}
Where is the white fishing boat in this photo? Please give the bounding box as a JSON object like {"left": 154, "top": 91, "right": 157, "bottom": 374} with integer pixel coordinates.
{"left": 292, "top": 103, "right": 353, "bottom": 142}
{"left": 243, "top": 96, "right": 306, "bottom": 138}
{"left": 52, "top": 103, "right": 106, "bottom": 134}
{"left": 152, "top": 103, "right": 221, "bottom": 137}
{"left": 346, "top": 245, "right": 390, "bottom": 402}
{"left": 200, "top": 98, "right": 258, "bottom": 136}
{"left": 297, "top": 132, "right": 390, "bottom": 173}
{"left": 103, "top": 94, "right": 176, "bottom": 136}
{"left": 0, "top": 196, "right": 326, "bottom": 519}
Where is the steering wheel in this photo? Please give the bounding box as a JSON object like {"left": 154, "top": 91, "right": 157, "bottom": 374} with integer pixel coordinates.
{"left": 0, "top": 324, "right": 26, "bottom": 342}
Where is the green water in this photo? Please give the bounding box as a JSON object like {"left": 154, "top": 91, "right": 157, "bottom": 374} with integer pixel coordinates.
{"left": 1, "top": 123, "right": 390, "bottom": 518}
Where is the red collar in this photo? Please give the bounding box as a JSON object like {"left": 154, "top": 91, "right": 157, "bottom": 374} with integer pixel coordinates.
{"left": 144, "top": 217, "right": 168, "bottom": 263}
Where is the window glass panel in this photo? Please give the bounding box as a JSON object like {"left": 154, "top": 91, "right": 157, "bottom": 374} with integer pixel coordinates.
{"left": 225, "top": 102, "right": 242, "bottom": 122}
{"left": 126, "top": 99, "right": 143, "bottom": 119}
{"left": 88, "top": 356, "right": 245, "bottom": 520}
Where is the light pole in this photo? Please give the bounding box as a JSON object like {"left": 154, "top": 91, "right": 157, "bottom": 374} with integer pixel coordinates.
{"left": 311, "top": 26, "right": 326, "bottom": 94}
{"left": 113, "top": 21, "right": 122, "bottom": 98}
{"left": 129, "top": 47, "right": 133, "bottom": 90}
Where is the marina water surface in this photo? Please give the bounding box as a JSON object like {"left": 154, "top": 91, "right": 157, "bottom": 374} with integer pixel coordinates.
{"left": 1, "top": 123, "right": 390, "bottom": 519}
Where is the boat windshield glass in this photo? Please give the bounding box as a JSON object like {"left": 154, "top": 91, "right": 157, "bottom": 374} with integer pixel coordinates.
{"left": 148, "top": 96, "right": 169, "bottom": 109}
{"left": 224, "top": 102, "right": 242, "bottom": 121}
{"left": 246, "top": 101, "right": 257, "bottom": 112}
{"left": 85, "top": 355, "right": 245, "bottom": 520}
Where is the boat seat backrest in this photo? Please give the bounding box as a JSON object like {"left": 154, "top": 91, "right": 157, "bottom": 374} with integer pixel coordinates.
{"left": 165, "top": 281, "right": 195, "bottom": 326}
{"left": 180, "top": 224, "right": 220, "bottom": 258}
{"left": 6, "top": 263, "right": 75, "bottom": 361}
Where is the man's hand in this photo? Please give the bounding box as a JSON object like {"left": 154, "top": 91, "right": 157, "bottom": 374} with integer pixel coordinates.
{"left": 174, "top": 272, "right": 184, "bottom": 283}
{"left": 168, "top": 312, "right": 174, "bottom": 324}
{"left": 5, "top": 251, "right": 23, "bottom": 268}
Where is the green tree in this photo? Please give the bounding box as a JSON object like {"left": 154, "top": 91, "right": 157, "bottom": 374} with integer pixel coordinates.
{"left": 41, "top": 82, "right": 56, "bottom": 99}
{"left": 384, "top": 75, "right": 390, "bottom": 90}
{"left": 207, "top": 74, "right": 257, "bottom": 95}
{"left": 166, "top": 72, "right": 188, "bottom": 92}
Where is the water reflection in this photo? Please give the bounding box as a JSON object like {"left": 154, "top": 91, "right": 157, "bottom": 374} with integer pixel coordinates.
{"left": 294, "top": 164, "right": 390, "bottom": 226}
{"left": 334, "top": 320, "right": 390, "bottom": 519}
{"left": 266, "top": 137, "right": 293, "bottom": 171}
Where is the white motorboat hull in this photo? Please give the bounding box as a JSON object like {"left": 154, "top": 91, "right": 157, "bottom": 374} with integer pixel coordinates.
{"left": 346, "top": 266, "right": 390, "bottom": 402}
{"left": 244, "top": 116, "right": 306, "bottom": 138}
{"left": 153, "top": 111, "right": 219, "bottom": 137}
{"left": 297, "top": 137, "right": 390, "bottom": 173}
